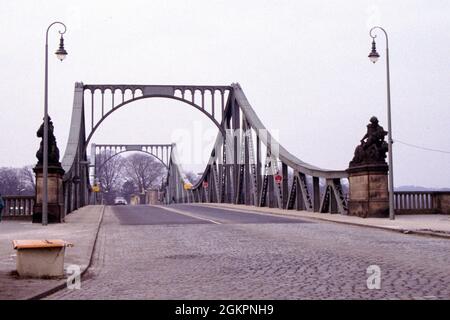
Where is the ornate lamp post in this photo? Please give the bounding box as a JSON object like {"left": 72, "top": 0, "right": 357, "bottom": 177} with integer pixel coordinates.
{"left": 368, "top": 26, "right": 395, "bottom": 220}
{"left": 42, "top": 22, "right": 67, "bottom": 226}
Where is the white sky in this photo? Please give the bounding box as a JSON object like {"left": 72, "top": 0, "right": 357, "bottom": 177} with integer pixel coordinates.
{"left": 0, "top": 0, "right": 449, "bottom": 188}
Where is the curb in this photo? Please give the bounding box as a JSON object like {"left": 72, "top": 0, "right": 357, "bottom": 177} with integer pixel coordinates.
{"left": 197, "top": 203, "right": 450, "bottom": 240}
{"left": 25, "top": 205, "right": 106, "bottom": 300}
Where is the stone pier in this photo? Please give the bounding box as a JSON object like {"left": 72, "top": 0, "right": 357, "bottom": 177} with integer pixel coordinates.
{"left": 33, "top": 165, "right": 65, "bottom": 223}
{"left": 347, "top": 164, "right": 389, "bottom": 218}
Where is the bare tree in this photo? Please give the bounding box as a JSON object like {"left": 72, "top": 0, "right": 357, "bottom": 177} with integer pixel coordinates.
{"left": 0, "top": 167, "right": 20, "bottom": 195}
{"left": 20, "top": 165, "right": 36, "bottom": 191}
{"left": 124, "top": 153, "right": 166, "bottom": 193}
{"left": 95, "top": 151, "right": 125, "bottom": 204}
{"left": 0, "top": 166, "right": 34, "bottom": 195}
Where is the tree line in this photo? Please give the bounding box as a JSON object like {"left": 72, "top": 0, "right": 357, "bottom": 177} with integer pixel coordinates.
{"left": 95, "top": 152, "right": 168, "bottom": 204}
{"left": 0, "top": 153, "right": 201, "bottom": 204}
{"left": 0, "top": 166, "right": 35, "bottom": 196}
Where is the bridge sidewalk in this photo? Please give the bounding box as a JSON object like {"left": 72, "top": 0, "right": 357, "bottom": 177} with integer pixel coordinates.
{"left": 0, "top": 205, "right": 104, "bottom": 300}
{"left": 197, "top": 203, "right": 450, "bottom": 239}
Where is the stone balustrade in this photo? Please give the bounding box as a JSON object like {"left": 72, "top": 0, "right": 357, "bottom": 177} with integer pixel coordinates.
{"left": 1, "top": 196, "right": 35, "bottom": 219}
{"left": 394, "top": 191, "right": 450, "bottom": 214}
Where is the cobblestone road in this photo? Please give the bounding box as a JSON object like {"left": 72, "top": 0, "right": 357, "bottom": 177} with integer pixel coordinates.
{"left": 47, "top": 205, "right": 450, "bottom": 299}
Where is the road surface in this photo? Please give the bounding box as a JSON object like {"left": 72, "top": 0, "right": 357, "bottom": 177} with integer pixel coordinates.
{"left": 47, "top": 204, "right": 450, "bottom": 299}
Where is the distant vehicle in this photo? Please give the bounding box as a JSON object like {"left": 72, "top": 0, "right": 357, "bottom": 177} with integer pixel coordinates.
{"left": 114, "top": 197, "right": 127, "bottom": 205}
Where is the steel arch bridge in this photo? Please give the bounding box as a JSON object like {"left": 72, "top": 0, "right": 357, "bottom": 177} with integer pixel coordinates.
{"left": 61, "top": 82, "right": 348, "bottom": 216}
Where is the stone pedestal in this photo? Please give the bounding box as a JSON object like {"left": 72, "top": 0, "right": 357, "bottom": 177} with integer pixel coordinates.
{"left": 346, "top": 164, "right": 389, "bottom": 218}
{"left": 33, "top": 165, "right": 65, "bottom": 223}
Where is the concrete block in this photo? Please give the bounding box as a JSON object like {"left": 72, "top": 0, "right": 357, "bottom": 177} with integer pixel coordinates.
{"left": 12, "top": 240, "right": 72, "bottom": 278}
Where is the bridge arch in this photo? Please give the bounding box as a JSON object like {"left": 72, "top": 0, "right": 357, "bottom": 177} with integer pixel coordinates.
{"left": 83, "top": 85, "right": 232, "bottom": 147}
{"left": 95, "top": 148, "right": 169, "bottom": 172}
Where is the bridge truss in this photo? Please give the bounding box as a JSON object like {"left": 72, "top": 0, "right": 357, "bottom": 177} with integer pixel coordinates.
{"left": 61, "top": 82, "right": 348, "bottom": 216}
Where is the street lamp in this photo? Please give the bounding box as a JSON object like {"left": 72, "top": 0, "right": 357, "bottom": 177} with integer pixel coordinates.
{"left": 368, "top": 26, "right": 395, "bottom": 220}
{"left": 42, "top": 21, "right": 67, "bottom": 226}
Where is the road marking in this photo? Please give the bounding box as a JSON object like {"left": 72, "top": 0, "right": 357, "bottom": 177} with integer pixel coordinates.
{"left": 153, "top": 205, "right": 222, "bottom": 225}
{"left": 189, "top": 203, "right": 311, "bottom": 222}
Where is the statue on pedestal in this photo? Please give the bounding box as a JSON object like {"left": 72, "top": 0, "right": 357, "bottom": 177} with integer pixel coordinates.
{"left": 349, "top": 116, "right": 388, "bottom": 167}
{"left": 346, "top": 116, "right": 389, "bottom": 218}
{"left": 36, "top": 116, "right": 61, "bottom": 167}
{"left": 33, "top": 116, "right": 65, "bottom": 223}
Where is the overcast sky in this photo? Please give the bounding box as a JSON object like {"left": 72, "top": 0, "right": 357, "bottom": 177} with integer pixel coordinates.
{"left": 0, "top": 0, "right": 449, "bottom": 188}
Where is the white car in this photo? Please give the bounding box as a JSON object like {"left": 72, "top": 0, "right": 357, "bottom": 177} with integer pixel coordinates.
{"left": 114, "top": 197, "right": 127, "bottom": 205}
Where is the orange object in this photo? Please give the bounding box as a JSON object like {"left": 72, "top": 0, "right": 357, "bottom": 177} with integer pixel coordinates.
{"left": 12, "top": 239, "right": 73, "bottom": 250}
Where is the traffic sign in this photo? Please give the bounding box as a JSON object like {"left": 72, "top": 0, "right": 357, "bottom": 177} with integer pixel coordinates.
{"left": 274, "top": 174, "right": 283, "bottom": 184}
{"left": 202, "top": 181, "right": 209, "bottom": 188}
{"left": 184, "top": 183, "right": 192, "bottom": 190}
{"left": 92, "top": 185, "right": 100, "bottom": 192}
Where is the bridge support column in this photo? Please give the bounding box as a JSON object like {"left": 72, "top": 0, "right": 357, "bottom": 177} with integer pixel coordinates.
{"left": 312, "top": 176, "right": 320, "bottom": 212}
{"left": 346, "top": 164, "right": 389, "bottom": 218}
{"left": 33, "top": 165, "right": 65, "bottom": 223}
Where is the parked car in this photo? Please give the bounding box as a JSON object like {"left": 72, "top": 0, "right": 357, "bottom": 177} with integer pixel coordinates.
{"left": 114, "top": 197, "right": 127, "bottom": 205}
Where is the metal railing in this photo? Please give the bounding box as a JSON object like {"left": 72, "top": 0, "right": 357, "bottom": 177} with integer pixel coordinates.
{"left": 1, "top": 196, "right": 35, "bottom": 219}
{"left": 394, "top": 191, "right": 450, "bottom": 214}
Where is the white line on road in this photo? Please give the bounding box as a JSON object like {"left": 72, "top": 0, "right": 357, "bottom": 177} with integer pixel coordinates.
{"left": 191, "top": 203, "right": 312, "bottom": 222}
{"left": 152, "top": 205, "right": 222, "bottom": 225}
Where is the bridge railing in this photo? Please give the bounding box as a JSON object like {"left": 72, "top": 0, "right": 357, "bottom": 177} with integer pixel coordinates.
{"left": 1, "top": 196, "right": 35, "bottom": 219}
{"left": 394, "top": 191, "right": 450, "bottom": 214}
